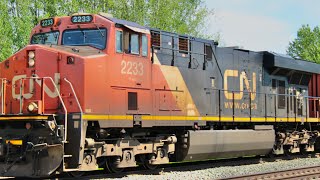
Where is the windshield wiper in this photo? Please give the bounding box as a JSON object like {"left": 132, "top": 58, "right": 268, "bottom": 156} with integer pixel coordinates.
{"left": 94, "top": 24, "right": 105, "bottom": 38}
{"left": 77, "top": 25, "right": 86, "bottom": 38}
{"left": 53, "top": 32, "right": 59, "bottom": 43}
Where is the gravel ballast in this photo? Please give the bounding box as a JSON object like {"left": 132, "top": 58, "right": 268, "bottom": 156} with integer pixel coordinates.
{"left": 95, "top": 157, "right": 320, "bottom": 180}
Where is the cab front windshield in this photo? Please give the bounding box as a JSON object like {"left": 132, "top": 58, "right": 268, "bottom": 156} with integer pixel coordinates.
{"left": 62, "top": 29, "right": 107, "bottom": 50}
{"left": 31, "top": 31, "right": 59, "bottom": 45}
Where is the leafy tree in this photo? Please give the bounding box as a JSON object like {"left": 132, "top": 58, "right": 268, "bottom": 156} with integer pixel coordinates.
{"left": 0, "top": 0, "right": 213, "bottom": 60}
{"left": 148, "top": 0, "right": 212, "bottom": 38}
{"left": 287, "top": 25, "right": 320, "bottom": 64}
{"left": 0, "top": 1, "right": 13, "bottom": 60}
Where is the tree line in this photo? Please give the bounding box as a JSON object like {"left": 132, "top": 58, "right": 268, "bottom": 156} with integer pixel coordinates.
{"left": 287, "top": 25, "right": 320, "bottom": 64}
{"left": 0, "top": 0, "right": 318, "bottom": 64}
{"left": 0, "top": 0, "right": 212, "bottom": 60}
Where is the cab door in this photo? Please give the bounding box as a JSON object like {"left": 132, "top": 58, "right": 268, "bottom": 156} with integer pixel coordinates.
{"left": 109, "top": 26, "right": 152, "bottom": 116}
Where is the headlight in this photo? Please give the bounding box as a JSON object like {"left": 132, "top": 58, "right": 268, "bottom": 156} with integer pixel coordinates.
{"left": 28, "top": 58, "right": 35, "bottom": 67}
{"left": 27, "top": 102, "right": 38, "bottom": 113}
{"left": 28, "top": 51, "right": 35, "bottom": 67}
{"left": 28, "top": 51, "right": 35, "bottom": 59}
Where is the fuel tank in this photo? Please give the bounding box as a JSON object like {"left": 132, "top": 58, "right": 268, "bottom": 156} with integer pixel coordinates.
{"left": 177, "top": 127, "right": 275, "bottom": 161}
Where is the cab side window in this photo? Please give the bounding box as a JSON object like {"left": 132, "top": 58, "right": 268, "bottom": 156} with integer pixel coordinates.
{"left": 121, "top": 30, "right": 147, "bottom": 56}
{"left": 130, "top": 34, "right": 139, "bottom": 54}
{"left": 142, "top": 35, "right": 148, "bottom": 56}
{"left": 116, "top": 30, "right": 123, "bottom": 53}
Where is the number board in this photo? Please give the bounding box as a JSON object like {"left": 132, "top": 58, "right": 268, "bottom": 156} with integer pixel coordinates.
{"left": 40, "top": 18, "right": 54, "bottom": 27}
{"left": 71, "top": 15, "right": 93, "bottom": 23}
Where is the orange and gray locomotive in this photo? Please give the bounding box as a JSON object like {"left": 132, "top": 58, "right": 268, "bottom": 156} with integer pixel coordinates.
{"left": 0, "top": 13, "right": 320, "bottom": 177}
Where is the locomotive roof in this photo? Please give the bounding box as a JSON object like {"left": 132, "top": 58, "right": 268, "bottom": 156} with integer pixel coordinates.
{"left": 99, "top": 13, "right": 149, "bottom": 34}
{"left": 98, "top": 13, "right": 216, "bottom": 45}
{"left": 264, "top": 51, "right": 320, "bottom": 74}
{"left": 98, "top": 13, "right": 320, "bottom": 75}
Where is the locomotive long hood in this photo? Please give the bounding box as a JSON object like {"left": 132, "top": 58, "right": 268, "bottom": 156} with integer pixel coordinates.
{"left": 263, "top": 51, "right": 320, "bottom": 86}
{"left": 263, "top": 51, "right": 320, "bottom": 74}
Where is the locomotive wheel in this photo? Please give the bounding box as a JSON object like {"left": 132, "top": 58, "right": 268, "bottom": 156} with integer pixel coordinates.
{"left": 140, "top": 154, "right": 158, "bottom": 170}
{"left": 283, "top": 148, "right": 292, "bottom": 159}
{"left": 105, "top": 157, "right": 124, "bottom": 173}
{"left": 143, "top": 162, "right": 158, "bottom": 170}
{"left": 300, "top": 145, "right": 308, "bottom": 156}
{"left": 266, "top": 152, "right": 275, "bottom": 159}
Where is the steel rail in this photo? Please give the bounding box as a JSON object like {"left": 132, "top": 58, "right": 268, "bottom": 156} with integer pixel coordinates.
{"left": 226, "top": 165, "right": 320, "bottom": 180}
{"left": 59, "top": 154, "right": 320, "bottom": 179}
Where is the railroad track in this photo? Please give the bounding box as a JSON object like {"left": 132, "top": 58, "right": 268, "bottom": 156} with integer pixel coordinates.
{"left": 226, "top": 165, "right": 320, "bottom": 180}
{"left": 60, "top": 156, "right": 264, "bottom": 179}
{"left": 58, "top": 153, "right": 319, "bottom": 179}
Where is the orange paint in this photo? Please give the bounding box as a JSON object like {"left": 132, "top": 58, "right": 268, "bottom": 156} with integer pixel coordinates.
{"left": 0, "top": 14, "right": 195, "bottom": 117}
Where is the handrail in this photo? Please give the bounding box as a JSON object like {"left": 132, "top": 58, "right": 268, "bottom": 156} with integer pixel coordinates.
{"left": 212, "top": 88, "right": 320, "bottom": 120}
{"left": 206, "top": 87, "right": 320, "bottom": 98}
{"left": 63, "top": 78, "right": 85, "bottom": 171}
{"left": 63, "top": 78, "right": 83, "bottom": 114}
{"left": 64, "top": 78, "right": 83, "bottom": 142}
{"left": 14, "top": 76, "right": 320, "bottom": 131}
{"left": 21, "top": 77, "right": 68, "bottom": 143}
{"left": 0, "top": 78, "right": 6, "bottom": 115}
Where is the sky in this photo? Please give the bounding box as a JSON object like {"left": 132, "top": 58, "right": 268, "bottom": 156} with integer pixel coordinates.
{"left": 204, "top": 0, "right": 320, "bottom": 54}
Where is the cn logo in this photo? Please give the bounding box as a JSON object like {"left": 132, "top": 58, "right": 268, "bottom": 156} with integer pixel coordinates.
{"left": 224, "top": 70, "right": 256, "bottom": 100}
{"left": 11, "top": 73, "right": 60, "bottom": 99}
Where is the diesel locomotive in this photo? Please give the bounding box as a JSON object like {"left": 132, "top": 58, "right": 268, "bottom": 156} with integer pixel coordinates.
{"left": 0, "top": 13, "right": 320, "bottom": 177}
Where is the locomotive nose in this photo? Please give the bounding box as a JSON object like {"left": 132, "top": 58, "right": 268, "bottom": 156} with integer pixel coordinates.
{"left": 0, "top": 45, "right": 63, "bottom": 115}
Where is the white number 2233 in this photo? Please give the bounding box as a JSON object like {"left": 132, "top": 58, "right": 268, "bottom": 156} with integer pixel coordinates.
{"left": 121, "top": 60, "right": 144, "bottom": 76}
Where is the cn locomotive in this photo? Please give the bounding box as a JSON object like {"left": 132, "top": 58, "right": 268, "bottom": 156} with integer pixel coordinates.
{"left": 0, "top": 13, "right": 320, "bottom": 177}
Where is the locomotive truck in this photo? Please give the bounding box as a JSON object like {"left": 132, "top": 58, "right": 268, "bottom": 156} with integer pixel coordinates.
{"left": 0, "top": 13, "right": 320, "bottom": 177}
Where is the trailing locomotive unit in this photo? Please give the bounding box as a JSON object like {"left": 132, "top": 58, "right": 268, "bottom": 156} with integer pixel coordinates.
{"left": 0, "top": 13, "right": 320, "bottom": 177}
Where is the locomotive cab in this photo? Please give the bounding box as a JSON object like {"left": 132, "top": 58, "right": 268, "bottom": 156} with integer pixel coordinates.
{"left": 30, "top": 14, "right": 110, "bottom": 52}
{"left": 25, "top": 13, "right": 153, "bottom": 115}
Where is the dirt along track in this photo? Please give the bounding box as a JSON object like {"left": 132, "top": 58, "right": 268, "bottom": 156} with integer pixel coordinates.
{"left": 226, "top": 165, "right": 320, "bottom": 180}
{"left": 56, "top": 153, "right": 320, "bottom": 180}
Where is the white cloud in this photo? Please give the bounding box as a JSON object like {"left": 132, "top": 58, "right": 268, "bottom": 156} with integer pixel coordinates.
{"left": 209, "top": 10, "right": 292, "bottom": 54}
